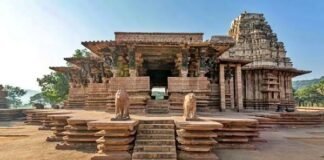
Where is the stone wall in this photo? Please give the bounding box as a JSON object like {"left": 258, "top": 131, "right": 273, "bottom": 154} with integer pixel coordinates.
{"left": 106, "top": 77, "right": 150, "bottom": 113}
{"left": 168, "top": 77, "right": 211, "bottom": 112}
{"left": 0, "top": 85, "right": 8, "bottom": 109}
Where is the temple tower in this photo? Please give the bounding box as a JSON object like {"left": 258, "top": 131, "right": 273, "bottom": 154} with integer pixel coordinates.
{"left": 222, "top": 12, "right": 310, "bottom": 110}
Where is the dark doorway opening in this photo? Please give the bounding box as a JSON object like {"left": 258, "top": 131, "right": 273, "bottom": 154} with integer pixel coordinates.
{"left": 148, "top": 70, "right": 171, "bottom": 88}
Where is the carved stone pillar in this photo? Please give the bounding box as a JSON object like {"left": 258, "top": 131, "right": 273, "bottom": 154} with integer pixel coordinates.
{"left": 199, "top": 48, "right": 206, "bottom": 77}
{"left": 230, "top": 77, "right": 235, "bottom": 110}
{"left": 108, "top": 47, "right": 118, "bottom": 77}
{"left": 181, "top": 48, "right": 189, "bottom": 77}
{"left": 128, "top": 47, "right": 135, "bottom": 68}
{"left": 235, "top": 64, "right": 244, "bottom": 111}
{"left": 219, "top": 64, "right": 226, "bottom": 111}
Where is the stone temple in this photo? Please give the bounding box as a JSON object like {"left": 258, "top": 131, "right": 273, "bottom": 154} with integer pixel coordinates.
{"left": 50, "top": 12, "right": 310, "bottom": 113}
{"left": 2, "top": 12, "right": 322, "bottom": 160}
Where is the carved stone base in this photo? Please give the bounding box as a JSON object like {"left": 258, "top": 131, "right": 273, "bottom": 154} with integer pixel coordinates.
{"left": 110, "top": 117, "right": 131, "bottom": 121}
{"left": 178, "top": 151, "right": 219, "bottom": 160}
{"left": 181, "top": 69, "right": 188, "bottom": 77}
{"left": 129, "top": 69, "right": 136, "bottom": 77}
{"left": 184, "top": 117, "right": 200, "bottom": 121}
{"left": 91, "top": 152, "right": 131, "bottom": 160}
{"left": 56, "top": 142, "right": 97, "bottom": 150}
{"left": 46, "top": 136, "right": 62, "bottom": 142}
{"left": 199, "top": 70, "right": 206, "bottom": 77}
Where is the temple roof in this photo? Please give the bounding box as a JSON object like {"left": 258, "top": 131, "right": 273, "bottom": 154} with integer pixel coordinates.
{"left": 82, "top": 40, "right": 235, "bottom": 57}
{"left": 64, "top": 57, "right": 101, "bottom": 65}
{"left": 114, "top": 32, "right": 204, "bottom": 35}
{"left": 218, "top": 57, "right": 252, "bottom": 65}
{"left": 49, "top": 66, "right": 79, "bottom": 73}
{"left": 242, "top": 65, "right": 311, "bottom": 76}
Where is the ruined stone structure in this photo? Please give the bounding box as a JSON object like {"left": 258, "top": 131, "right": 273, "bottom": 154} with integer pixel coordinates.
{"left": 50, "top": 12, "right": 309, "bottom": 113}
{"left": 0, "top": 85, "right": 8, "bottom": 108}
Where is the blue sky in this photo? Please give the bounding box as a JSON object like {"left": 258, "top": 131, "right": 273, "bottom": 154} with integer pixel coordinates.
{"left": 0, "top": 0, "right": 323, "bottom": 90}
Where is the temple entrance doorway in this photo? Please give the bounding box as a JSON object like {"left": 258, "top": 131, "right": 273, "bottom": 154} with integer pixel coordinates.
{"left": 138, "top": 47, "right": 180, "bottom": 100}
{"left": 148, "top": 70, "right": 171, "bottom": 99}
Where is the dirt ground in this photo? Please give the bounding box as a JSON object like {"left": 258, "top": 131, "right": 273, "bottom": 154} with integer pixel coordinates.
{"left": 0, "top": 121, "right": 93, "bottom": 160}
{"left": 216, "top": 126, "right": 324, "bottom": 160}
{"left": 1, "top": 119, "right": 324, "bottom": 160}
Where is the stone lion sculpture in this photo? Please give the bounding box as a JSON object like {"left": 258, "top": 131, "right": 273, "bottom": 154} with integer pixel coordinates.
{"left": 183, "top": 93, "right": 197, "bottom": 120}
{"left": 111, "top": 89, "right": 130, "bottom": 121}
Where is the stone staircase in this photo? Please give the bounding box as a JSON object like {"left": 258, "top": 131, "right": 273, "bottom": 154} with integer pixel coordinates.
{"left": 146, "top": 100, "right": 170, "bottom": 114}
{"left": 132, "top": 120, "right": 177, "bottom": 160}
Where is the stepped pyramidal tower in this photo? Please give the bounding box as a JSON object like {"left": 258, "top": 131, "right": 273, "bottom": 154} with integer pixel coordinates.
{"left": 221, "top": 12, "right": 310, "bottom": 110}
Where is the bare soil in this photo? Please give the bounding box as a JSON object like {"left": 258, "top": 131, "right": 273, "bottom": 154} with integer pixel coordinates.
{"left": 1, "top": 113, "right": 324, "bottom": 160}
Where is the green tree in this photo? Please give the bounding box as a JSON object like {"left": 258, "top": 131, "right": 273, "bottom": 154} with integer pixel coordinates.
{"left": 73, "top": 49, "right": 91, "bottom": 58}
{"left": 295, "top": 81, "right": 324, "bottom": 107}
{"left": 37, "top": 48, "right": 90, "bottom": 105}
{"left": 29, "top": 93, "right": 47, "bottom": 105}
{"left": 37, "top": 72, "right": 69, "bottom": 105}
{"left": 67, "top": 49, "right": 91, "bottom": 66}
{"left": 315, "top": 80, "right": 324, "bottom": 96}
{"left": 4, "top": 85, "right": 26, "bottom": 108}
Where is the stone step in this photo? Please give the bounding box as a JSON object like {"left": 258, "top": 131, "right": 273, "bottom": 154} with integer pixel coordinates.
{"left": 134, "top": 145, "right": 176, "bottom": 152}
{"left": 138, "top": 129, "right": 174, "bottom": 135}
{"left": 136, "top": 134, "right": 175, "bottom": 140}
{"left": 146, "top": 109, "right": 169, "bottom": 114}
{"left": 146, "top": 105, "right": 169, "bottom": 109}
{"left": 135, "top": 139, "right": 175, "bottom": 145}
{"left": 132, "top": 152, "right": 177, "bottom": 159}
{"left": 140, "top": 120, "right": 174, "bottom": 124}
{"left": 147, "top": 100, "right": 169, "bottom": 104}
{"left": 132, "top": 158, "right": 176, "bottom": 160}
{"left": 138, "top": 124, "right": 174, "bottom": 129}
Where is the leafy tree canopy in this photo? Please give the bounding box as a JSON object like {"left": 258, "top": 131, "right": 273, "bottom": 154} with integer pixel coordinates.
{"left": 37, "top": 48, "right": 90, "bottom": 105}
{"left": 29, "top": 93, "right": 48, "bottom": 105}
{"left": 4, "top": 85, "right": 26, "bottom": 108}
{"left": 37, "top": 72, "right": 69, "bottom": 105}
{"left": 294, "top": 79, "right": 324, "bottom": 107}
{"left": 73, "top": 49, "right": 91, "bottom": 58}
{"left": 67, "top": 49, "right": 91, "bottom": 66}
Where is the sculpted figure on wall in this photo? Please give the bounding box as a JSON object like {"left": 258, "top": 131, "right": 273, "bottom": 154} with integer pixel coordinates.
{"left": 183, "top": 93, "right": 197, "bottom": 120}
{"left": 111, "top": 89, "right": 130, "bottom": 121}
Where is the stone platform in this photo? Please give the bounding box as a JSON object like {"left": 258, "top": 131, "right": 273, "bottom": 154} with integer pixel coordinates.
{"left": 18, "top": 109, "right": 324, "bottom": 160}
{"left": 56, "top": 117, "right": 100, "bottom": 150}
{"left": 253, "top": 112, "right": 324, "bottom": 128}
{"left": 88, "top": 120, "right": 138, "bottom": 160}
{"left": 24, "top": 109, "right": 71, "bottom": 126}
{"left": 210, "top": 118, "right": 260, "bottom": 149}
{"left": 176, "top": 120, "right": 223, "bottom": 160}
{"left": 46, "top": 114, "right": 73, "bottom": 142}
{"left": 0, "top": 109, "right": 26, "bottom": 121}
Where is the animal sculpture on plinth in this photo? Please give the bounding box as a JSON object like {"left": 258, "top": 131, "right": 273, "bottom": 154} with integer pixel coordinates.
{"left": 111, "top": 89, "right": 130, "bottom": 121}
{"left": 183, "top": 93, "right": 197, "bottom": 120}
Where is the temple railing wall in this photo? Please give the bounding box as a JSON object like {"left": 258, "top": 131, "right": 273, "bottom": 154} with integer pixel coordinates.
{"left": 168, "top": 77, "right": 211, "bottom": 113}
